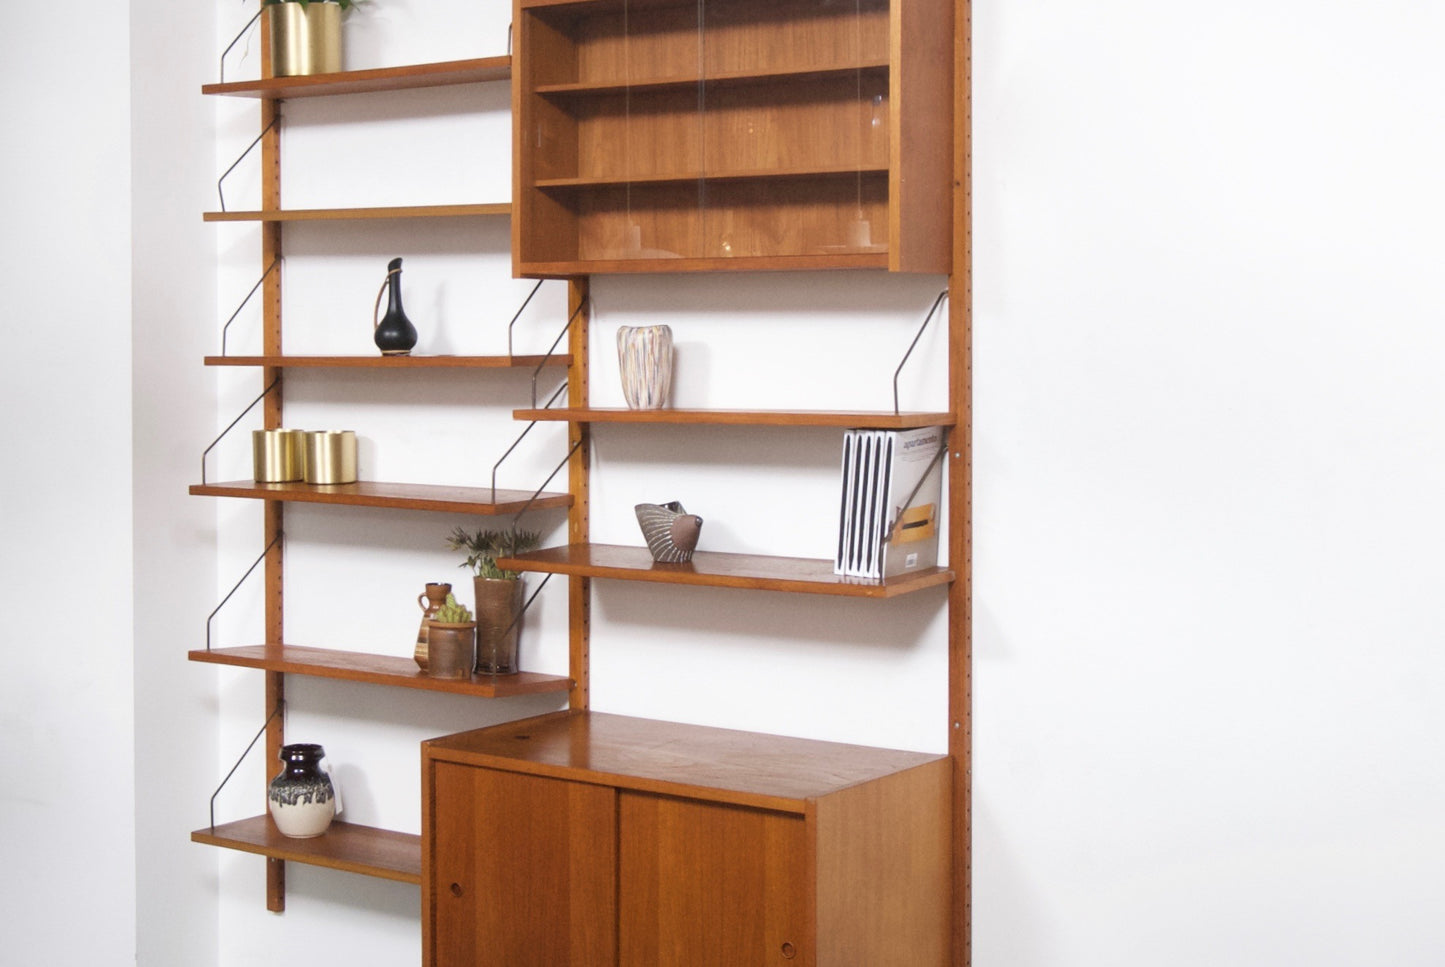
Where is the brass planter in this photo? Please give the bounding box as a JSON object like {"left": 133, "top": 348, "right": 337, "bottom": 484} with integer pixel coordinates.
{"left": 252, "top": 428, "right": 307, "bottom": 482}
{"left": 304, "top": 430, "right": 357, "bottom": 484}
{"left": 265, "top": 1, "right": 342, "bottom": 77}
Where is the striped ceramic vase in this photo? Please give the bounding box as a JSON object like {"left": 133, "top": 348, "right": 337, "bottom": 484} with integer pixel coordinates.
{"left": 616, "top": 325, "right": 673, "bottom": 409}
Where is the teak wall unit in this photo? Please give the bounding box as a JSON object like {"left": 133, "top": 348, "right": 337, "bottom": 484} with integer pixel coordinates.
{"left": 512, "top": 0, "right": 953, "bottom": 275}
{"left": 195, "top": 0, "right": 969, "bottom": 960}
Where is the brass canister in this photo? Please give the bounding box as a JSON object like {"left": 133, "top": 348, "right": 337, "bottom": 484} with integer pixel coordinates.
{"left": 252, "top": 429, "right": 307, "bottom": 482}
{"left": 304, "top": 430, "right": 358, "bottom": 484}
{"left": 265, "top": 1, "right": 342, "bottom": 77}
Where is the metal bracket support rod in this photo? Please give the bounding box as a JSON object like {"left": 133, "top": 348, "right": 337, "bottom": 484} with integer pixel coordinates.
{"left": 205, "top": 532, "right": 284, "bottom": 652}
{"left": 217, "top": 114, "right": 280, "bottom": 213}
{"left": 221, "top": 258, "right": 282, "bottom": 356}
{"left": 892, "top": 289, "right": 950, "bottom": 416}
{"left": 504, "top": 279, "right": 546, "bottom": 359}
{"left": 201, "top": 376, "right": 280, "bottom": 485}
{"left": 208, "top": 701, "right": 285, "bottom": 831}
{"left": 511, "top": 438, "right": 583, "bottom": 528}
{"left": 530, "top": 297, "right": 589, "bottom": 408}
{"left": 882, "top": 440, "right": 951, "bottom": 546}
{"left": 490, "top": 379, "right": 569, "bottom": 501}
{"left": 218, "top": 9, "right": 263, "bottom": 85}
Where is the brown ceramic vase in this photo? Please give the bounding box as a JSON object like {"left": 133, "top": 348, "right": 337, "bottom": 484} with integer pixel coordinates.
{"left": 414, "top": 582, "right": 452, "bottom": 671}
{"left": 426, "top": 621, "right": 475, "bottom": 680}
{"left": 473, "top": 577, "right": 523, "bottom": 675}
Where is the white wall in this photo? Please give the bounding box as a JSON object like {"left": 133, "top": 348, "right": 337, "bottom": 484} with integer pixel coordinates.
{"left": 0, "top": 3, "right": 138, "bottom": 964}
{"left": 131, "top": 0, "right": 223, "bottom": 964}
{"left": 972, "top": 2, "right": 1445, "bottom": 965}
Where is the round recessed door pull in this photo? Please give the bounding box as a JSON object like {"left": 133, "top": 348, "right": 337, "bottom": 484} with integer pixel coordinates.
{"left": 781, "top": 941, "right": 797, "bottom": 959}
{"left": 449, "top": 882, "right": 464, "bottom": 897}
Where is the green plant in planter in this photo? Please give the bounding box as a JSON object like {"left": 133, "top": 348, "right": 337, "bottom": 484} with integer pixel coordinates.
{"left": 447, "top": 527, "right": 542, "bottom": 580}
{"left": 432, "top": 593, "right": 473, "bottom": 625}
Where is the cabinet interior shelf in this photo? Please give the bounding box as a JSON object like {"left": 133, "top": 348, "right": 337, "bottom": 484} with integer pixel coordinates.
{"left": 192, "top": 816, "right": 420, "bottom": 885}
{"left": 513, "top": 407, "right": 954, "bottom": 428}
{"left": 190, "top": 644, "right": 572, "bottom": 698}
{"left": 189, "top": 480, "right": 572, "bottom": 515}
{"left": 534, "top": 165, "right": 886, "bottom": 191}
{"left": 520, "top": 252, "right": 891, "bottom": 276}
{"left": 497, "top": 544, "right": 953, "bottom": 598}
{"left": 202, "top": 56, "right": 511, "bottom": 99}
{"left": 534, "top": 60, "right": 889, "bottom": 98}
{"left": 203, "top": 204, "right": 509, "bottom": 223}
{"left": 206, "top": 354, "right": 570, "bottom": 369}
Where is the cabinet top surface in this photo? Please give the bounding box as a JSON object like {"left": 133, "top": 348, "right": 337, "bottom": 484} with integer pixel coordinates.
{"left": 424, "top": 710, "right": 944, "bottom": 811}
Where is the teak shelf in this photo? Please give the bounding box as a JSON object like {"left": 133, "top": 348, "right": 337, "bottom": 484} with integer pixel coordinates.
{"left": 206, "top": 354, "right": 570, "bottom": 369}
{"left": 203, "top": 204, "right": 509, "bottom": 223}
{"left": 192, "top": 816, "right": 421, "bottom": 885}
{"left": 190, "top": 645, "right": 573, "bottom": 698}
{"left": 533, "top": 59, "right": 889, "bottom": 97}
{"left": 497, "top": 544, "right": 954, "bottom": 598}
{"left": 202, "top": 56, "right": 512, "bottom": 99}
{"left": 532, "top": 164, "right": 890, "bottom": 191}
{"left": 513, "top": 406, "right": 954, "bottom": 428}
{"left": 189, "top": 481, "right": 572, "bottom": 515}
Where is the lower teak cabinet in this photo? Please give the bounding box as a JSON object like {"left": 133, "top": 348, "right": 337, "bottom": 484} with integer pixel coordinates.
{"left": 422, "top": 710, "right": 952, "bottom": 967}
{"left": 421, "top": 708, "right": 953, "bottom": 965}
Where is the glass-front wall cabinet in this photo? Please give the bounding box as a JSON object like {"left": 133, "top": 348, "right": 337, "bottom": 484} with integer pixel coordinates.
{"left": 513, "top": 0, "right": 952, "bottom": 275}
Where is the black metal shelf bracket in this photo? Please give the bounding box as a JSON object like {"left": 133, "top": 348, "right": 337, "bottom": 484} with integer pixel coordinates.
{"left": 217, "top": 114, "right": 280, "bottom": 213}
{"left": 218, "top": 8, "right": 263, "bottom": 86}
{"left": 200, "top": 377, "right": 281, "bottom": 485}
{"left": 221, "top": 258, "right": 282, "bottom": 356}
{"left": 490, "top": 379, "right": 569, "bottom": 502}
{"left": 207, "top": 701, "right": 284, "bottom": 831}
{"left": 893, "top": 289, "right": 949, "bottom": 416}
{"left": 205, "top": 532, "right": 285, "bottom": 653}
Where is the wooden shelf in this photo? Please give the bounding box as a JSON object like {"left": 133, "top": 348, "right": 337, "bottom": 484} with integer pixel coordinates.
{"left": 190, "top": 644, "right": 572, "bottom": 698}
{"left": 513, "top": 407, "right": 954, "bottom": 428}
{"left": 534, "top": 165, "right": 887, "bottom": 192}
{"left": 189, "top": 480, "right": 571, "bottom": 515}
{"left": 203, "top": 203, "right": 509, "bottom": 223}
{"left": 202, "top": 56, "right": 511, "bottom": 99}
{"left": 497, "top": 544, "right": 953, "bottom": 598}
{"left": 519, "top": 252, "right": 891, "bottom": 276}
{"left": 192, "top": 816, "right": 421, "bottom": 885}
{"left": 205, "top": 354, "right": 569, "bottom": 369}
{"left": 534, "top": 60, "right": 889, "bottom": 98}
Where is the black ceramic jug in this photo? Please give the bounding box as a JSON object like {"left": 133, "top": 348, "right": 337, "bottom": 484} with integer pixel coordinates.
{"left": 373, "top": 257, "right": 418, "bottom": 356}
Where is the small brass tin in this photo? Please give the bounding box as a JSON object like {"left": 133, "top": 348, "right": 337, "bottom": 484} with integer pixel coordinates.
{"left": 252, "top": 429, "right": 306, "bottom": 482}
{"left": 304, "top": 430, "right": 358, "bottom": 484}
{"left": 265, "top": 1, "right": 342, "bottom": 77}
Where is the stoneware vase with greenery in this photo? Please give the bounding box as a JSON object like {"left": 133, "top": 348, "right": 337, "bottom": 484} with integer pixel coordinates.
{"left": 263, "top": 0, "right": 355, "bottom": 77}
{"left": 425, "top": 593, "right": 475, "bottom": 681}
{"left": 447, "top": 528, "right": 541, "bottom": 675}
